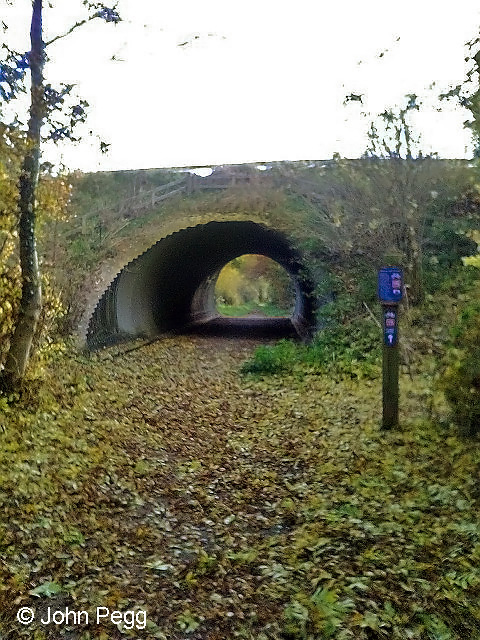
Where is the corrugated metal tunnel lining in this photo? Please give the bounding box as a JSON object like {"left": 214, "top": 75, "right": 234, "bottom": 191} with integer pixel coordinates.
{"left": 86, "top": 221, "right": 317, "bottom": 349}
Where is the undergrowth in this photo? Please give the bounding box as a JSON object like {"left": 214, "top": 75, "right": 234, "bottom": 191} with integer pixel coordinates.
{"left": 441, "top": 298, "right": 480, "bottom": 435}
{"left": 241, "top": 260, "right": 480, "bottom": 397}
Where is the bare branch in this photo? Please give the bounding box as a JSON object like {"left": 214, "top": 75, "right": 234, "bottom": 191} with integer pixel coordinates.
{"left": 45, "top": 15, "right": 102, "bottom": 47}
{"left": 45, "top": 17, "right": 91, "bottom": 47}
{"left": 45, "top": 4, "right": 120, "bottom": 47}
{"left": 363, "top": 302, "right": 381, "bottom": 328}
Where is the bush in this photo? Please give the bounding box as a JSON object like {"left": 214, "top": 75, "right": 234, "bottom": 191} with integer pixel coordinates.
{"left": 441, "top": 299, "right": 480, "bottom": 436}
{"left": 305, "top": 318, "right": 380, "bottom": 379}
{"left": 241, "top": 314, "right": 381, "bottom": 380}
{"left": 0, "top": 265, "right": 21, "bottom": 366}
{"left": 240, "top": 339, "right": 299, "bottom": 375}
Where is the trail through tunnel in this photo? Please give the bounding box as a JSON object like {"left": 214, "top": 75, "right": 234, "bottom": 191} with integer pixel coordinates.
{"left": 86, "top": 221, "right": 317, "bottom": 349}
{"left": 215, "top": 254, "right": 295, "bottom": 317}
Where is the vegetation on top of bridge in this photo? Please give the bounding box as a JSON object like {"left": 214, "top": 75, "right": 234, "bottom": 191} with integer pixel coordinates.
{"left": 61, "top": 157, "right": 479, "bottom": 289}
{"left": 63, "top": 157, "right": 479, "bottom": 284}
{"left": 65, "top": 160, "right": 340, "bottom": 242}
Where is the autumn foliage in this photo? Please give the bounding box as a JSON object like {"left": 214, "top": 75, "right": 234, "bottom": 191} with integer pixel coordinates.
{"left": 0, "top": 124, "right": 70, "bottom": 372}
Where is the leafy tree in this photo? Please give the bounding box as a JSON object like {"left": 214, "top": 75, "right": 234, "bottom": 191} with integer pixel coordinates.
{"left": 461, "top": 230, "right": 480, "bottom": 268}
{"left": 0, "top": 0, "right": 120, "bottom": 390}
{"left": 0, "top": 121, "right": 71, "bottom": 367}
{"left": 215, "top": 255, "right": 293, "bottom": 312}
{"left": 0, "top": 124, "right": 24, "bottom": 365}
{"left": 442, "top": 296, "right": 480, "bottom": 436}
{"left": 291, "top": 96, "right": 473, "bottom": 305}
{"left": 355, "top": 95, "right": 429, "bottom": 303}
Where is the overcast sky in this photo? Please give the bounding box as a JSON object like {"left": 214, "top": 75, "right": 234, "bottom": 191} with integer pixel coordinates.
{"left": 2, "top": 1, "right": 479, "bottom": 171}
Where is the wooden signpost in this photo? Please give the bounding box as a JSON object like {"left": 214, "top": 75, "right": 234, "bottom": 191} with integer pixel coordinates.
{"left": 378, "top": 267, "right": 403, "bottom": 429}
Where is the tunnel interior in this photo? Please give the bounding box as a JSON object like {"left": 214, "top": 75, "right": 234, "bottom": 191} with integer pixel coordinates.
{"left": 86, "top": 221, "right": 317, "bottom": 349}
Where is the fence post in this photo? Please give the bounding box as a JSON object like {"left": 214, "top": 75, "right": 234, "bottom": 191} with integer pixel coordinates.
{"left": 185, "top": 173, "right": 193, "bottom": 195}
{"left": 378, "top": 266, "right": 403, "bottom": 430}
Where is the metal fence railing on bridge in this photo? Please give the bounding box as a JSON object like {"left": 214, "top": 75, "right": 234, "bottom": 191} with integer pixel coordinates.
{"left": 63, "top": 171, "right": 255, "bottom": 243}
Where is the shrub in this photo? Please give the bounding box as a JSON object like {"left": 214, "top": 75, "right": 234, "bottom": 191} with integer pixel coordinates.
{"left": 240, "top": 339, "right": 299, "bottom": 375}
{"left": 306, "top": 318, "right": 380, "bottom": 379}
{"left": 241, "top": 314, "right": 381, "bottom": 380}
{"left": 441, "top": 299, "right": 480, "bottom": 436}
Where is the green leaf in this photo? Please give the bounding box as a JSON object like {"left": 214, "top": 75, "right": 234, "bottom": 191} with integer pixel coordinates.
{"left": 63, "top": 529, "right": 85, "bottom": 545}
{"left": 145, "top": 559, "right": 174, "bottom": 571}
{"left": 177, "top": 609, "right": 200, "bottom": 633}
{"left": 29, "top": 581, "right": 62, "bottom": 597}
{"left": 134, "top": 459, "right": 151, "bottom": 475}
{"left": 419, "top": 613, "right": 453, "bottom": 640}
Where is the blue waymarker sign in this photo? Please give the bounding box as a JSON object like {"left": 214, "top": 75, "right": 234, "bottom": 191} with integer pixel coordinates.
{"left": 378, "top": 267, "right": 403, "bottom": 304}
{"left": 383, "top": 307, "right": 398, "bottom": 347}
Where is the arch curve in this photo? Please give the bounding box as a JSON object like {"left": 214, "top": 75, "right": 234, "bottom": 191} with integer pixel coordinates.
{"left": 86, "top": 220, "right": 317, "bottom": 349}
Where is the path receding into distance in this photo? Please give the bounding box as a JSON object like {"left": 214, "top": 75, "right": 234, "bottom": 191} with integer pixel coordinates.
{"left": 71, "top": 333, "right": 367, "bottom": 637}
{"left": 4, "top": 331, "right": 460, "bottom": 640}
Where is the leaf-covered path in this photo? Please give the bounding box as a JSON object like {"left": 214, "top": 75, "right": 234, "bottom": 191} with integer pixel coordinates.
{"left": 1, "top": 336, "right": 479, "bottom": 639}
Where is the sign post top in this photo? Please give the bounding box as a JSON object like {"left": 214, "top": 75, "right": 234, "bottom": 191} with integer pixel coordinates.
{"left": 378, "top": 266, "right": 403, "bottom": 304}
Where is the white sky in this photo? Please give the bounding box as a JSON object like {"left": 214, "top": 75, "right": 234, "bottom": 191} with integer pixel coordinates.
{"left": 2, "top": 0, "right": 479, "bottom": 171}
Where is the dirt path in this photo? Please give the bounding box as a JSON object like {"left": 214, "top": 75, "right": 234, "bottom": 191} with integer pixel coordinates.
{"left": 1, "top": 336, "right": 479, "bottom": 640}
{"left": 187, "top": 315, "right": 298, "bottom": 338}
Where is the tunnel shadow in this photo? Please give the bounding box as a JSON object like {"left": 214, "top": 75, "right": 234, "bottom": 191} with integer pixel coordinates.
{"left": 185, "top": 315, "right": 299, "bottom": 339}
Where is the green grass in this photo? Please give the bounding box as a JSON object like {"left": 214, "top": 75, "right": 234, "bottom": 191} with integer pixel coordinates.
{"left": 216, "top": 300, "right": 292, "bottom": 317}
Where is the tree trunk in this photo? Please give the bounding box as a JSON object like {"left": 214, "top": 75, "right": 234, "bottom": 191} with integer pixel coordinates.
{"left": 405, "top": 206, "right": 424, "bottom": 305}
{"left": 1, "top": 0, "right": 44, "bottom": 390}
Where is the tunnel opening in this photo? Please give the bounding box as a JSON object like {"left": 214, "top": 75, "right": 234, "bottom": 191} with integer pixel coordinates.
{"left": 214, "top": 254, "right": 295, "bottom": 318}
{"left": 86, "top": 220, "right": 317, "bottom": 349}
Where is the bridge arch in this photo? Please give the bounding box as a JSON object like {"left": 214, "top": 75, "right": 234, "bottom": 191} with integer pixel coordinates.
{"left": 86, "top": 220, "right": 317, "bottom": 349}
